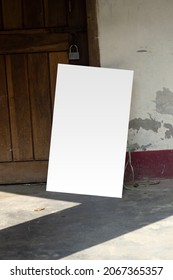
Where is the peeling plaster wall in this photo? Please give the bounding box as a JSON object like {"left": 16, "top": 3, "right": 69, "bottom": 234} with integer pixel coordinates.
{"left": 97, "top": 0, "right": 173, "bottom": 151}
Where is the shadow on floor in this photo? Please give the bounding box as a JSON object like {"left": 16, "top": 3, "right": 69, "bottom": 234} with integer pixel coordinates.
{"left": 0, "top": 182, "right": 173, "bottom": 259}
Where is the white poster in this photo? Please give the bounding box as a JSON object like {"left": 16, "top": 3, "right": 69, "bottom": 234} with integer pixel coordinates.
{"left": 47, "top": 64, "right": 133, "bottom": 198}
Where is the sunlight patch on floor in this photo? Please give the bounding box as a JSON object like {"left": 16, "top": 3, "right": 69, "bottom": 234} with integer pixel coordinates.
{"left": 62, "top": 215, "right": 173, "bottom": 260}
{"left": 0, "top": 191, "right": 80, "bottom": 230}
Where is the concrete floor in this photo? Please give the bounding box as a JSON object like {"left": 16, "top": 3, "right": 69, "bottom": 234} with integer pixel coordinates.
{"left": 0, "top": 180, "right": 173, "bottom": 260}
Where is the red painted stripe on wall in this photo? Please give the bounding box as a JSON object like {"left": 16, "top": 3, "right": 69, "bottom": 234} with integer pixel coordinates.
{"left": 124, "top": 150, "right": 173, "bottom": 182}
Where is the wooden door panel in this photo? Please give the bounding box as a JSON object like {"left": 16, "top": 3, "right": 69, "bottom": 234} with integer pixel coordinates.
{"left": 28, "top": 53, "right": 52, "bottom": 160}
{"left": 68, "top": 0, "right": 87, "bottom": 28}
{"left": 0, "top": 0, "right": 88, "bottom": 184}
{"left": 0, "top": 55, "right": 12, "bottom": 162}
{"left": 0, "top": 51, "right": 68, "bottom": 184}
{"left": 49, "top": 52, "right": 68, "bottom": 108}
{"left": 0, "top": 32, "right": 68, "bottom": 55}
{"left": 44, "top": 0, "right": 67, "bottom": 27}
{"left": 0, "top": 161, "right": 48, "bottom": 184}
{"left": 1, "top": 0, "right": 22, "bottom": 29}
{"left": 0, "top": 1, "right": 3, "bottom": 30}
{"left": 6, "top": 54, "right": 33, "bottom": 161}
{"left": 23, "top": 0, "right": 44, "bottom": 28}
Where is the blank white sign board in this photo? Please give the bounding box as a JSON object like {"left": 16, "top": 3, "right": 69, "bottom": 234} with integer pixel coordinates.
{"left": 47, "top": 64, "right": 133, "bottom": 198}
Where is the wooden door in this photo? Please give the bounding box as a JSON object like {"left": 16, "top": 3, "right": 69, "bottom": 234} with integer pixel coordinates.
{"left": 0, "top": 0, "right": 88, "bottom": 184}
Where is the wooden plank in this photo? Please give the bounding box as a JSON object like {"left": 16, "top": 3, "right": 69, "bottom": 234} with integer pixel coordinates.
{"left": 68, "top": 0, "right": 87, "bottom": 29}
{"left": 0, "top": 0, "right": 3, "bottom": 30}
{"left": 23, "top": 0, "right": 44, "bottom": 28}
{"left": 44, "top": 0, "right": 67, "bottom": 27}
{"left": 1, "top": 0, "right": 22, "bottom": 29}
{"left": 0, "top": 161, "right": 48, "bottom": 184}
{"left": 0, "top": 29, "right": 53, "bottom": 35}
{"left": 49, "top": 52, "right": 68, "bottom": 108}
{"left": 0, "top": 55, "right": 12, "bottom": 162}
{"left": 6, "top": 54, "right": 33, "bottom": 161}
{"left": 0, "top": 32, "right": 68, "bottom": 54}
{"left": 86, "top": 0, "right": 100, "bottom": 66}
{"left": 28, "top": 53, "right": 52, "bottom": 160}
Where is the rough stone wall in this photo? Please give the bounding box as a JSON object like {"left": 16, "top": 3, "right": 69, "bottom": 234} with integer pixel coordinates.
{"left": 97, "top": 0, "right": 173, "bottom": 151}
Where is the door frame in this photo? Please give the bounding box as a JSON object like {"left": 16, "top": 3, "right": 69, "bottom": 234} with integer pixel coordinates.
{"left": 86, "top": 0, "right": 100, "bottom": 67}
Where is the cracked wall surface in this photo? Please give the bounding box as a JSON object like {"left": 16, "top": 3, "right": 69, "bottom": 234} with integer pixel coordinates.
{"left": 129, "top": 117, "right": 161, "bottom": 133}
{"left": 156, "top": 88, "right": 173, "bottom": 116}
{"left": 97, "top": 0, "right": 173, "bottom": 151}
{"left": 164, "top": 123, "right": 173, "bottom": 139}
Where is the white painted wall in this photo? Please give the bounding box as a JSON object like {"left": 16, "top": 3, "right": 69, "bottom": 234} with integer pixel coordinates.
{"left": 97, "top": 0, "right": 173, "bottom": 151}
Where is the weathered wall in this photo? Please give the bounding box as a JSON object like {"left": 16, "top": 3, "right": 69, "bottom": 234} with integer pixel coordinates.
{"left": 97, "top": 0, "right": 173, "bottom": 151}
